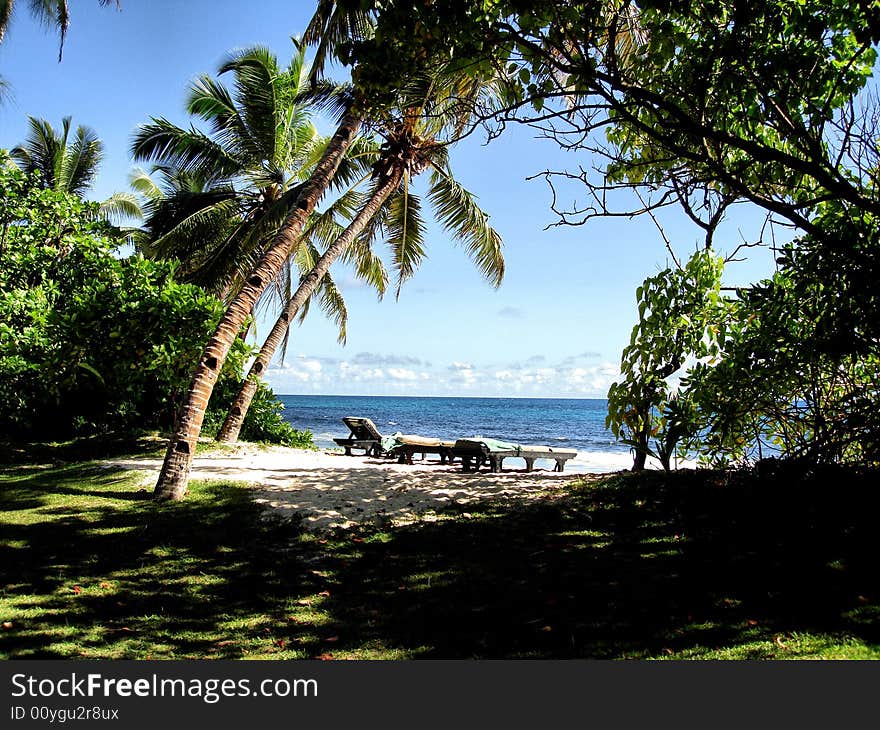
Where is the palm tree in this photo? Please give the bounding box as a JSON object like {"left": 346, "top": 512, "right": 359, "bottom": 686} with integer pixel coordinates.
{"left": 130, "top": 45, "right": 384, "bottom": 304}
{"left": 10, "top": 115, "right": 140, "bottom": 220}
{"left": 12, "top": 115, "right": 102, "bottom": 195}
{"left": 130, "top": 43, "right": 386, "bottom": 384}
{"left": 215, "top": 70, "right": 505, "bottom": 443}
{"left": 153, "top": 7, "right": 484, "bottom": 499}
{"left": 143, "top": 35, "right": 372, "bottom": 499}
{"left": 132, "top": 44, "right": 323, "bottom": 294}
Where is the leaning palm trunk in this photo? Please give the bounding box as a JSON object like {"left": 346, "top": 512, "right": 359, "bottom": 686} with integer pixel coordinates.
{"left": 216, "top": 168, "right": 403, "bottom": 443}
{"left": 153, "top": 112, "right": 362, "bottom": 501}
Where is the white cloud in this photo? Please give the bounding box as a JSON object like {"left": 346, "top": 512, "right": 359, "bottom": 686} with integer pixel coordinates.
{"left": 299, "top": 358, "right": 323, "bottom": 373}
{"left": 387, "top": 368, "right": 418, "bottom": 381}
{"left": 266, "top": 352, "right": 621, "bottom": 398}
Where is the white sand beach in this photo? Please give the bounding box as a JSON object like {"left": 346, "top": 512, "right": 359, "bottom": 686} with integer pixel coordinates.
{"left": 106, "top": 444, "right": 595, "bottom": 532}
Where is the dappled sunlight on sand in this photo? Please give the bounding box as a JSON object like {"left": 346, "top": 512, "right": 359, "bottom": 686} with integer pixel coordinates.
{"left": 106, "top": 444, "right": 589, "bottom": 531}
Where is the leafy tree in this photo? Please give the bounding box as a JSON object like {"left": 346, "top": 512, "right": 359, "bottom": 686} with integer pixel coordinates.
{"left": 607, "top": 249, "right": 727, "bottom": 471}
{"left": 328, "top": 1, "right": 879, "bottom": 241}
{"left": 683, "top": 210, "right": 880, "bottom": 467}
{"left": 328, "top": 0, "right": 880, "bottom": 470}
{"left": 0, "top": 153, "right": 303, "bottom": 444}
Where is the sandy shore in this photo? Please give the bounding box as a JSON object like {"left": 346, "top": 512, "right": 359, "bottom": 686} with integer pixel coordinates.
{"left": 106, "top": 443, "right": 593, "bottom": 532}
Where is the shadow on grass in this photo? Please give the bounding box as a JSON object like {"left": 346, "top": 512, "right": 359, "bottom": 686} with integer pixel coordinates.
{"left": 0, "top": 432, "right": 166, "bottom": 465}
{"left": 0, "top": 463, "right": 326, "bottom": 659}
{"left": 1, "top": 458, "right": 878, "bottom": 659}
{"left": 312, "top": 464, "right": 880, "bottom": 658}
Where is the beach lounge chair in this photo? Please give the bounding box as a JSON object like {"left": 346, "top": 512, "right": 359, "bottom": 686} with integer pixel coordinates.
{"left": 333, "top": 417, "right": 455, "bottom": 464}
{"left": 452, "top": 438, "right": 577, "bottom": 473}
{"left": 333, "top": 416, "right": 384, "bottom": 456}
{"left": 385, "top": 434, "right": 457, "bottom": 465}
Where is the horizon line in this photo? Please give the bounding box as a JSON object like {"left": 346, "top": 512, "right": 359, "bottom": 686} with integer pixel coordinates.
{"left": 274, "top": 393, "right": 609, "bottom": 400}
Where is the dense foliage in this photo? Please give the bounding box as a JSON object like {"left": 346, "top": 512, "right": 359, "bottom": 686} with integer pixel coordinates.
{"left": 0, "top": 156, "right": 310, "bottom": 446}
{"left": 614, "top": 216, "right": 880, "bottom": 469}
{"left": 325, "top": 0, "right": 880, "bottom": 470}
{"left": 683, "top": 215, "right": 880, "bottom": 467}
{"left": 606, "top": 250, "right": 727, "bottom": 471}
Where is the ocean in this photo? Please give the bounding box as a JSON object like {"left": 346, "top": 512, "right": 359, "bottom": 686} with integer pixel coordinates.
{"left": 278, "top": 395, "right": 635, "bottom": 474}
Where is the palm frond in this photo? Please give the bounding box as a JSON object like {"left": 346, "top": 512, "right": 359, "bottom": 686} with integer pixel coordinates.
{"left": 185, "top": 75, "right": 252, "bottom": 161}
{"left": 217, "top": 46, "right": 280, "bottom": 164}
{"left": 24, "top": 0, "right": 118, "bottom": 61}
{"left": 10, "top": 116, "right": 62, "bottom": 187}
{"left": 302, "top": 1, "right": 373, "bottom": 81}
{"left": 294, "top": 79, "right": 356, "bottom": 123}
{"left": 341, "top": 234, "right": 388, "bottom": 299}
{"left": 130, "top": 118, "right": 240, "bottom": 178}
{"left": 128, "top": 167, "right": 163, "bottom": 201}
{"left": 303, "top": 187, "right": 366, "bottom": 246}
{"left": 0, "top": 0, "right": 13, "bottom": 44}
{"left": 141, "top": 187, "right": 239, "bottom": 261}
{"left": 315, "top": 265, "right": 348, "bottom": 344}
{"left": 60, "top": 123, "right": 103, "bottom": 195}
{"left": 427, "top": 163, "right": 504, "bottom": 288}
{"left": 98, "top": 191, "right": 142, "bottom": 224}
{"left": 385, "top": 177, "right": 427, "bottom": 297}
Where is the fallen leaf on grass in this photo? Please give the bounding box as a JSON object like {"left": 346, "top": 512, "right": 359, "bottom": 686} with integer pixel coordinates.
{"left": 317, "top": 590, "right": 331, "bottom": 598}
{"left": 316, "top": 653, "right": 334, "bottom": 661}
{"left": 295, "top": 599, "right": 311, "bottom": 606}
{"left": 325, "top": 636, "right": 339, "bottom": 643}
{"left": 273, "top": 639, "right": 286, "bottom": 649}
{"left": 774, "top": 635, "right": 788, "bottom": 650}
{"left": 216, "top": 641, "right": 236, "bottom": 648}
{"left": 72, "top": 585, "right": 82, "bottom": 595}
{"left": 747, "top": 619, "right": 760, "bottom": 627}
{"left": 99, "top": 582, "right": 110, "bottom": 590}
{"left": 2, "top": 621, "right": 13, "bottom": 630}
{"left": 286, "top": 616, "right": 303, "bottom": 624}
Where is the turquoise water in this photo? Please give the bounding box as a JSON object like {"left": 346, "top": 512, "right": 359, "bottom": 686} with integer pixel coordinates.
{"left": 278, "top": 395, "right": 633, "bottom": 473}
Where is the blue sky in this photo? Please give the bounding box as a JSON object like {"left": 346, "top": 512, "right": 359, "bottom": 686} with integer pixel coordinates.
{"left": 0, "top": 1, "right": 778, "bottom": 397}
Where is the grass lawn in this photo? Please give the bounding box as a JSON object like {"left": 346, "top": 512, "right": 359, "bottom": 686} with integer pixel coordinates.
{"left": 1, "top": 446, "right": 878, "bottom": 659}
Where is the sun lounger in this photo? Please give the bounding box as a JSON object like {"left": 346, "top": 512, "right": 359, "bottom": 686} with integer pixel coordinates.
{"left": 452, "top": 438, "right": 577, "bottom": 473}
{"left": 385, "top": 434, "right": 457, "bottom": 465}
{"left": 333, "top": 416, "right": 384, "bottom": 456}
{"left": 333, "top": 417, "right": 454, "bottom": 464}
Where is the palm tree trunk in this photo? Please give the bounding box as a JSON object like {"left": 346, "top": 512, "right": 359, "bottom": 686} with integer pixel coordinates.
{"left": 153, "top": 112, "right": 362, "bottom": 501}
{"left": 216, "top": 169, "right": 403, "bottom": 443}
